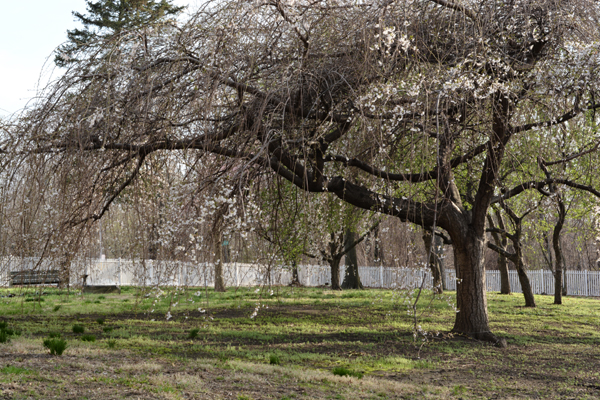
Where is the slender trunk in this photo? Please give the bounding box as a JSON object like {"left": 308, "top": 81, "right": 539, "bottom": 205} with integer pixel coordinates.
{"left": 495, "top": 211, "right": 511, "bottom": 295}
{"left": 423, "top": 230, "right": 443, "bottom": 294}
{"left": 552, "top": 196, "right": 566, "bottom": 304}
{"left": 214, "top": 233, "right": 226, "bottom": 292}
{"left": 498, "top": 255, "right": 510, "bottom": 295}
{"left": 513, "top": 222, "right": 535, "bottom": 307}
{"left": 291, "top": 261, "right": 300, "bottom": 285}
{"left": 342, "top": 229, "right": 363, "bottom": 289}
{"left": 373, "top": 225, "right": 383, "bottom": 265}
{"left": 515, "top": 257, "right": 535, "bottom": 307}
{"left": 330, "top": 256, "right": 342, "bottom": 290}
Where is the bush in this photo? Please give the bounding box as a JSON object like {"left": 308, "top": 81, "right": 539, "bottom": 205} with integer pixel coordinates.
{"left": 96, "top": 318, "right": 105, "bottom": 325}
{"left": 0, "top": 321, "right": 7, "bottom": 330}
{"left": 106, "top": 339, "right": 117, "bottom": 349}
{"left": 269, "top": 354, "right": 280, "bottom": 365}
{"left": 332, "top": 366, "right": 363, "bottom": 379}
{"left": 53, "top": 305, "right": 62, "bottom": 312}
{"left": 43, "top": 338, "right": 67, "bottom": 355}
{"left": 0, "top": 330, "right": 9, "bottom": 344}
{"left": 48, "top": 332, "right": 61, "bottom": 338}
{"left": 81, "top": 334, "right": 96, "bottom": 342}
{"left": 98, "top": 296, "right": 106, "bottom": 300}
{"left": 72, "top": 325, "right": 85, "bottom": 334}
{"left": 188, "top": 328, "right": 200, "bottom": 339}
{"left": 103, "top": 326, "right": 113, "bottom": 333}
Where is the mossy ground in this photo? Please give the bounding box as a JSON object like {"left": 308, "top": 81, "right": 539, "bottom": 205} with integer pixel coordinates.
{"left": 0, "top": 286, "right": 598, "bottom": 399}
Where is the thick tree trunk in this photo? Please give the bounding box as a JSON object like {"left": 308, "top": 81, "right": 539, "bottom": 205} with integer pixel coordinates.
{"left": 330, "top": 256, "right": 342, "bottom": 290}
{"left": 213, "top": 233, "right": 226, "bottom": 292}
{"left": 423, "top": 230, "right": 443, "bottom": 294}
{"left": 451, "top": 232, "right": 500, "bottom": 344}
{"left": 342, "top": 229, "right": 363, "bottom": 289}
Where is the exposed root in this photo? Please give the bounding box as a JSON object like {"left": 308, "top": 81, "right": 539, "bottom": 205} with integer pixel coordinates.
{"left": 452, "top": 329, "right": 508, "bottom": 348}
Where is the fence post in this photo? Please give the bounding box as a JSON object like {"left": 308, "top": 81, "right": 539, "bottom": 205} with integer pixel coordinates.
{"left": 379, "top": 265, "right": 383, "bottom": 288}
{"left": 584, "top": 269, "right": 588, "bottom": 297}
{"left": 118, "top": 258, "right": 122, "bottom": 286}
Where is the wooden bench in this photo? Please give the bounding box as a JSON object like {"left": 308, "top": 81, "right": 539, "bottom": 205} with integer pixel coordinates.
{"left": 10, "top": 270, "right": 62, "bottom": 286}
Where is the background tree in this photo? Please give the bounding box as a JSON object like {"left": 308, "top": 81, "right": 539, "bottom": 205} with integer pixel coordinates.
{"left": 55, "top": 0, "right": 183, "bottom": 66}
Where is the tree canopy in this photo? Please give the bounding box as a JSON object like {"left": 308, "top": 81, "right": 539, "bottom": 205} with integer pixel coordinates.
{"left": 7, "top": 0, "right": 600, "bottom": 343}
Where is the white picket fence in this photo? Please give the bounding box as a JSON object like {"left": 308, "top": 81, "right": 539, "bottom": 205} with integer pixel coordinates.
{"left": 1, "top": 257, "right": 599, "bottom": 297}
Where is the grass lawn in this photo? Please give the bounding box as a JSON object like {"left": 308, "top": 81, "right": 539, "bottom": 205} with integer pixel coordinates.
{"left": 0, "top": 285, "right": 598, "bottom": 399}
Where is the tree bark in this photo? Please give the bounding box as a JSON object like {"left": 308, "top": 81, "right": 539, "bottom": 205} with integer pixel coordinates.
{"left": 330, "top": 256, "right": 342, "bottom": 290}
{"left": 451, "top": 231, "right": 497, "bottom": 342}
{"left": 494, "top": 210, "right": 511, "bottom": 295}
{"left": 342, "top": 229, "right": 363, "bottom": 289}
{"left": 291, "top": 261, "right": 300, "bottom": 286}
{"left": 423, "top": 230, "right": 443, "bottom": 294}
{"left": 514, "top": 258, "right": 535, "bottom": 307}
{"left": 552, "top": 195, "right": 566, "bottom": 304}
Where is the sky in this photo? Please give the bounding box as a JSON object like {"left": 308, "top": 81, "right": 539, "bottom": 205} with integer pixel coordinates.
{"left": 0, "top": 0, "right": 194, "bottom": 118}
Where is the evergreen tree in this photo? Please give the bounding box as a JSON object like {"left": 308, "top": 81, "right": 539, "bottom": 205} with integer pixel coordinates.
{"left": 55, "top": 0, "right": 183, "bottom": 66}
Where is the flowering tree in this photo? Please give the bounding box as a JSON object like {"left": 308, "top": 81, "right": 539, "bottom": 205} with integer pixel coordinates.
{"left": 10, "top": 0, "right": 600, "bottom": 343}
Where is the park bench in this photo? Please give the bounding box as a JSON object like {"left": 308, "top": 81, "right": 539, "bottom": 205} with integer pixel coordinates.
{"left": 9, "top": 270, "right": 62, "bottom": 286}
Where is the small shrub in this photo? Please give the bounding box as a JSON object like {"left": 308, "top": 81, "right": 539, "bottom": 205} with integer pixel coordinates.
{"left": 96, "top": 318, "right": 105, "bottom": 325}
{"left": 269, "top": 354, "right": 280, "bottom": 365}
{"left": 25, "top": 297, "right": 44, "bottom": 302}
{"left": 106, "top": 339, "right": 117, "bottom": 349}
{"left": 94, "top": 300, "right": 101, "bottom": 304}
{"left": 43, "top": 338, "right": 67, "bottom": 356}
{"left": 47, "top": 332, "right": 61, "bottom": 339}
{"left": 0, "top": 321, "right": 7, "bottom": 330}
{"left": 53, "top": 305, "right": 62, "bottom": 312}
{"left": 188, "top": 328, "right": 200, "bottom": 339}
{"left": 72, "top": 325, "right": 85, "bottom": 334}
{"left": 332, "top": 366, "right": 363, "bottom": 379}
{"left": 81, "top": 334, "right": 96, "bottom": 342}
{"left": 103, "top": 326, "right": 113, "bottom": 333}
{"left": 98, "top": 296, "right": 106, "bottom": 300}
{"left": 0, "top": 330, "right": 9, "bottom": 344}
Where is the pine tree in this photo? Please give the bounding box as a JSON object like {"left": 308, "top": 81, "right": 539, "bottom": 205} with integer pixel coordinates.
{"left": 55, "top": 0, "right": 183, "bottom": 67}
